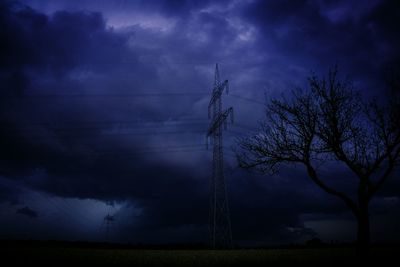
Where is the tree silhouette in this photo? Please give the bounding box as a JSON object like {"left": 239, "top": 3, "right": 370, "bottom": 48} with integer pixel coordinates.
{"left": 237, "top": 67, "right": 400, "bottom": 253}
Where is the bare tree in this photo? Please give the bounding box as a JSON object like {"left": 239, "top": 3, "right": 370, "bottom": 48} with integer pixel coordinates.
{"left": 237, "top": 67, "right": 400, "bottom": 252}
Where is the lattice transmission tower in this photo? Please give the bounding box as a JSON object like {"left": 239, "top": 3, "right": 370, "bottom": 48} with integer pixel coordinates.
{"left": 100, "top": 203, "right": 116, "bottom": 243}
{"left": 206, "top": 63, "right": 233, "bottom": 249}
{"left": 102, "top": 214, "right": 115, "bottom": 241}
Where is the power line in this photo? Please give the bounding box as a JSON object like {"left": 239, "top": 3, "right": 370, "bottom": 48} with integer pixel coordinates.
{"left": 0, "top": 147, "right": 208, "bottom": 161}
{"left": 95, "top": 144, "right": 206, "bottom": 155}
{"left": 226, "top": 129, "right": 252, "bottom": 137}
{"left": 3, "top": 124, "right": 258, "bottom": 145}
{"left": 2, "top": 92, "right": 266, "bottom": 107}
{"left": 2, "top": 92, "right": 208, "bottom": 98}
{"left": 232, "top": 123, "right": 259, "bottom": 132}
{"left": 100, "top": 148, "right": 207, "bottom": 158}
{"left": 230, "top": 94, "right": 265, "bottom": 106}
{"left": 0, "top": 118, "right": 208, "bottom": 126}
{"left": 5, "top": 122, "right": 208, "bottom": 133}
{"left": 7, "top": 129, "right": 207, "bottom": 141}
{"left": 1, "top": 123, "right": 258, "bottom": 139}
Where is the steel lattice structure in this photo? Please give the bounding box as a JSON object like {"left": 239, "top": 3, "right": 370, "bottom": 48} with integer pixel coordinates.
{"left": 206, "top": 64, "right": 233, "bottom": 249}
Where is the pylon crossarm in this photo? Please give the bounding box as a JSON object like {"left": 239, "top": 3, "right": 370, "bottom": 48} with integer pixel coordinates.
{"left": 208, "top": 81, "right": 229, "bottom": 115}
{"left": 207, "top": 107, "right": 233, "bottom": 136}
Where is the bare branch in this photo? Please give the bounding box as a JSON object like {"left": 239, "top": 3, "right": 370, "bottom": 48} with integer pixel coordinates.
{"left": 236, "top": 89, "right": 318, "bottom": 174}
{"left": 305, "top": 162, "right": 359, "bottom": 216}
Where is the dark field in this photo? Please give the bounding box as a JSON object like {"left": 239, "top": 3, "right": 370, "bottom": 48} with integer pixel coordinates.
{"left": 1, "top": 243, "right": 398, "bottom": 266}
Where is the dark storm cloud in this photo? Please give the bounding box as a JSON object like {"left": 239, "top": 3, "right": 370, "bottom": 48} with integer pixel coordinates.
{"left": 0, "top": 176, "right": 22, "bottom": 205}
{"left": 0, "top": 1, "right": 138, "bottom": 82}
{"left": 243, "top": 0, "right": 400, "bottom": 92}
{"left": 0, "top": 0, "right": 217, "bottom": 243}
{"left": 16, "top": 205, "right": 38, "bottom": 218}
{"left": 0, "top": 0, "right": 399, "bottom": 245}
{"left": 21, "top": 0, "right": 231, "bottom": 17}
{"left": 134, "top": 0, "right": 230, "bottom": 16}
{"left": 0, "top": 1, "right": 136, "bottom": 178}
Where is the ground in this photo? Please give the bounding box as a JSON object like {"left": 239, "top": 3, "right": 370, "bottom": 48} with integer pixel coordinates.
{"left": 1, "top": 244, "right": 398, "bottom": 266}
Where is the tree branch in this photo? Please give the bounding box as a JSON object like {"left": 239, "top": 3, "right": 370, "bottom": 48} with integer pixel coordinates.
{"left": 305, "top": 162, "right": 359, "bottom": 216}
{"left": 368, "top": 146, "right": 400, "bottom": 199}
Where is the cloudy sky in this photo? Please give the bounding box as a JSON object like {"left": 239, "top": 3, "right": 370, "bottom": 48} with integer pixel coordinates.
{"left": 0, "top": 0, "right": 399, "bottom": 246}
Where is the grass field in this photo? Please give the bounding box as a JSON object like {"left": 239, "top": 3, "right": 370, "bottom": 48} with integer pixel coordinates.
{"left": 2, "top": 245, "right": 398, "bottom": 266}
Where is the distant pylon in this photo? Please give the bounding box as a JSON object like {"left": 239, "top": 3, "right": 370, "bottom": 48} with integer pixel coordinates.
{"left": 206, "top": 63, "right": 233, "bottom": 249}
{"left": 103, "top": 213, "right": 115, "bottom": 242}
{"left": 100, "top": 203, "right": 116, "bottom": 242}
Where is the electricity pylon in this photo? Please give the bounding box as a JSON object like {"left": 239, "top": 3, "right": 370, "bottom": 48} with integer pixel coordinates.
{"left": 206, "top": 63, "right": 233, "bottom": 249}
{"left": 103, "top": 213, "right": 115, "bottom": 242}
{"left": 100, "top": 202, "right": 116, "bottom": 243}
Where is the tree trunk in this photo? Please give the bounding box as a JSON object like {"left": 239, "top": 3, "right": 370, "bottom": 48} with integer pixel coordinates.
{"left": 356, "top": 200, "right": 370, "bottom": 256}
